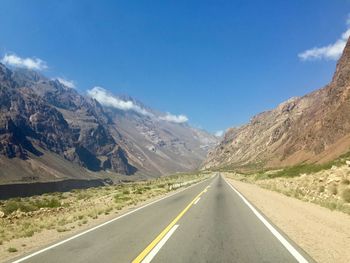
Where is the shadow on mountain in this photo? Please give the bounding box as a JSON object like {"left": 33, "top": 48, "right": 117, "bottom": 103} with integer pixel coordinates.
{"left": 75, "top": 145, "right": 101, "bottom": 172}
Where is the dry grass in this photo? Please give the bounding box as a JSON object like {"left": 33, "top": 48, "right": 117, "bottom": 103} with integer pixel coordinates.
{"left": 224, "top": 164, "right": 350, "bottom": 215}
{"left": 0, "top": 172, "right": 210, "bottom": 255}
{"left": 342, "top": 189, "right": 350, "bottom": 202}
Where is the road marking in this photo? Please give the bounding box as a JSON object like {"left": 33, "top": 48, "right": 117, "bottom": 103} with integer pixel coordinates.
{"left": 132, "top": 185, "right": 209, "bottom": 263}
{"left": 223, "top": 177, "right": 309, "bottom": 263}
{"left": 194, "top": 197, "right": 201, "bottom": 205}
{"left": 141, "top": 225, "right": 179, "bottom": 263}
{"left": 11, "top": 178, "right": 213, "bottom": 263}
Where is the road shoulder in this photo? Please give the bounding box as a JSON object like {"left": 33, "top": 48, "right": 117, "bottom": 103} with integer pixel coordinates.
{"left": 226, "top": 178, "right": 350, "bottom": 263}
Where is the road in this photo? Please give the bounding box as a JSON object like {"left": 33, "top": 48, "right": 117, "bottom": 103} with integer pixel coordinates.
{"left": 10, "top": 174, "right": 314, "bottom": 263}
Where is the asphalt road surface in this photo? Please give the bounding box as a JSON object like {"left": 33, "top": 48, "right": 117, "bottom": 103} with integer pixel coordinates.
{"left": 10, "top": 174, "right": 314, "bottom": 263}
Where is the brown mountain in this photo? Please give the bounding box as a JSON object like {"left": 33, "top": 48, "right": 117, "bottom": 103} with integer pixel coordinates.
{"left": 104, "top": 105, "right": 217, "bottom": 176}
{"left": 0, "top": 64, "right": 136, "bottom": 183}
{"left": 0, "top": 64, "right": 217, "bottom": 184}
{"left": 203, "top": 37, "right": 350, "bottom": 171}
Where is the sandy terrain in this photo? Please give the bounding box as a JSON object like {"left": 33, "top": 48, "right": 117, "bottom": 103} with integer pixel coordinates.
{"left": 227, "top": 178, "right": 350, "bottom": 263}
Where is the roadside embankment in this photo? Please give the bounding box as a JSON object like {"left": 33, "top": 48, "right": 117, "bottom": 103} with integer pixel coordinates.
{"left": 226, "top": 177, "right": 350, "bottom": 263}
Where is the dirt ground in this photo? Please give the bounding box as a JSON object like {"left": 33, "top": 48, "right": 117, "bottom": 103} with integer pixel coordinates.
{"left": 227, "top": 178, "right": 350, "bottom": 263}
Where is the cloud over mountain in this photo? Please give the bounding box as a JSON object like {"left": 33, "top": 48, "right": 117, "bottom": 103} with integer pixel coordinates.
{"left": 56, "top": 77, "right": 76, "bottom": 88}
{"left": 159, "top": 113, "right": 188, "bottom": 123}
{"left": 87, "top": 86, "right": 151, "bottom": 116}
{"left": 1, "top": 53, "right": 48, "bottom": 70}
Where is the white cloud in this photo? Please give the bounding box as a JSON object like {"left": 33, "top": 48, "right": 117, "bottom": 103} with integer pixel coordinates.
{"left": 159, "top": 112, "right": 188, "bottom": 123}
{"left": 214, "top": 130, "right": 224, "bottom": 137}
{"left": 87, "top": 86, "right": 151, "bottom": 116}
{"left": 56, "top": 77, "right": 76, "bottom": 88}
{"left": 87, "top": 86, "right": 189, "bottom": 123}
{"left": 298, "top": 25, "right": 350, "bottom": 61}
{"left": 1, "top": 53, "right": 47, "bottom": 70}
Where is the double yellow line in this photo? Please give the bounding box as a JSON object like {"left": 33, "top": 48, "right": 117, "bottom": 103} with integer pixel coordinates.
{"left": 132, "top": 184, "right": 210, "bottom": 263}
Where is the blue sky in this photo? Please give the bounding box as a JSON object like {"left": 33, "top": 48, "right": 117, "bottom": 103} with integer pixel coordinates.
{"left": 1, "top": 0, "right": 350, "bottom": 134}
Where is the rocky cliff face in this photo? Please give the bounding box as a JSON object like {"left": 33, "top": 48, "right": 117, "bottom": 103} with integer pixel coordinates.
{"left": 204, "top": 37, "right": 350, "bottom": 171}
{"left": 0, "top": 63, "right": 217, "bottom": 183}
{"left": 105, "top": 106, "right": 218, "bottom": 176}
{"left": 0, "top": 65, "right": 136, "bottom": 179}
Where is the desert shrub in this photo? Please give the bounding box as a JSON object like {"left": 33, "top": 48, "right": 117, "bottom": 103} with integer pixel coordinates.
{"left": 3, "top": 200, "right": 37, "bottom": 215}
{"left": 122, "top": 189, "right": 130, "bottom": 195}
{"left": 77, "top": 192, "right": 93, "bottom": 200}
{"left": 341, "top": 189, "right": 350, "bottom": 202}
{"left": 269, "top": 163, "right": 334, "bottom": 178}
{"left": 35, "top": 198, "right": 61, "bottom": 208}
{"left": 8, "top": 247, "right": 17, "bottom": 253}
{"left": 327, "top": 202, "right": 337, "bottom": 210}
{"left": 57, "top": 227, "right": 69, "bottom": 232}
{"left": 114, "top": 194, "right": 131, "bottom": 203}
{"left": 135, "top": 189, "right": 143, "bottom": 194}
{"left": 341, "top": 178, "right": 350, "bottom": 185}
{"left": 22, "top": 229, "right": 34, "bottom": 238}
{"left": 328, "top": 184, "right": 338, "bottom": 195}
{"left": 318, "top": 185, "right": 325, "bottom": 193}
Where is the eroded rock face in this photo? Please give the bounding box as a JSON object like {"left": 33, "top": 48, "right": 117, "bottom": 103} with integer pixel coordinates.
{"left": 0, "top": 64, "right": 136, "bottom": 175}
{"left": 103, "top": 147, "right": 137, "bottom": 175}
{"left": 204, "top": 37, "right": 350, "bottom": 171}
{"left": 0, "top": 62, "right": 217, "bottom": 179}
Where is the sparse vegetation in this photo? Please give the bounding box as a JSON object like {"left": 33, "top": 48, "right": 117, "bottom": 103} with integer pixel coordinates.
{"left": 2, "top": 197, "right": 61, "bottom": 215}
{"left": 224, "top": 160, "right": 350, "bottom": 215}
{"left": 222, "top": 150, "right": 350, "bottom": 179}
{"left": 7, "top": 247, "right": 17, "bottom": 253}
{"left": 328, "top": 184, "right": 338, "bottom": 195}
{"left": 342, "top": 189, "right": 350, "bottom": 202}
{"left": 318, "top": 185, "right": 325, "bottom": 193}
{"left": 0, "top": 172, "right": 209, "bottom": 249}
{"left": 341, "top": 178, "right": 350, "bottom": 185}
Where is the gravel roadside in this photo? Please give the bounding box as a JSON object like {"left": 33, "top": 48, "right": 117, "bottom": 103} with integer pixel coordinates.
{"left": 226, "top": 178, "right": 350, "bottom": 263}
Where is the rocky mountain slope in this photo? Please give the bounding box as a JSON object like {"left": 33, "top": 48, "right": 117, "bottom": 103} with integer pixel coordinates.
{"left": 204, "top": 36, "right": 350, "bottom": 171}
{"left": 104, "top": 103, "right": 217, "bottom": 176}
{"left": 0, "top": 64, "right": 217, "bottom": 183}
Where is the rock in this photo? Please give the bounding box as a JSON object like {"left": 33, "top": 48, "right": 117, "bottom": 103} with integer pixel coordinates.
{"left": 0, "top": 64, "right": 135, "bottom": 175}
{"left": 203, "top": 36, "right": 350, "bottom": 172}
{"left": 0, "top": 211, "right": 5, "bottom": 218}
{"left": 346, "top": 160, "right": 350, "bottom": 167}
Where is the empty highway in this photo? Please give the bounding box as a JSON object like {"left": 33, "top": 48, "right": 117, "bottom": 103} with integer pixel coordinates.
{"left": 10, "top": 174, "right": 314, "bottom": 263}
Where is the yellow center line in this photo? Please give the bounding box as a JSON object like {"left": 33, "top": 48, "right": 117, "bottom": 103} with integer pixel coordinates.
{"left": 132, "top": 185, "right": 210, "bottom": 263}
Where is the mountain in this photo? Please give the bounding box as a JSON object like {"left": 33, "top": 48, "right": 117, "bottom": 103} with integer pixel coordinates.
{"left": 0, "top": 64, "right": 217, "bottom": 183}
{"left": 103, "top": 102, "right": 217, "bottom": 176}
{"left": 203, "top": 37, "right": 350, "bottom": 171}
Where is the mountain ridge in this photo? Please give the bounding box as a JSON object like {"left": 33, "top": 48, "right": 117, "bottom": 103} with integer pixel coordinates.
{"left": 203, "top": 37, "right": 350, "bottom": 171}
{"left": 0, "top": 64, "right": 217, "bottom": 183}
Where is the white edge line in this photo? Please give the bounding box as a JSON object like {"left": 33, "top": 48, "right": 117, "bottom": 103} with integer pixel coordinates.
{"left": 11, "top": 178, "right": 212, "bottom": 263}
{"left": 193, "top": 197, "right": 201, "bottom": 205}
{"left": 223, "top": 177, "right": 309, "bottom": 263}
{"left": 141, "top": 224, "right": 179, "bottom": 263}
